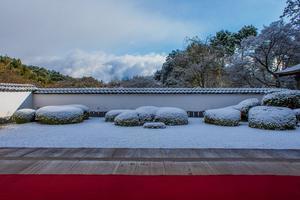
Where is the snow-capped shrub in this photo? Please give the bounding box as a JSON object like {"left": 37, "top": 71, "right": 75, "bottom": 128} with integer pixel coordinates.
{"left": 154, "top": 107, "right": 188, "bottom": 125}
{"left": 262, "top": 90, "right": 300, "bottom": 109}
{"left": 135, "top": 106, "right": 159, "bottom": 123}
{"left": 204, "top": 107, "right": 241, "bottom": 126}
{"left": 233, "top": 98, "right": 260, "bottom": 120}
{"left": 114, "top": 110, "right": 141, "bottom": 126}
{"left": 105, "top": 109, "right": 130, "bottom": 122}
{"left": 36, "top": 106, "right": 84, "bottom": 125}
{"left": 12, "top": 109, "right": 36, "bottom": 124}
{"left": 143, "top": 122, "right": 166, "bottom": 129}
{"left": 293, "top": 108, "right": 300, "bottom": 121}
{"left": 0, "top": 117, "right": 10, "bottom": 124}
{"left": 68, "top": 104, "right": 90, "bottom": 119}
{"left": 248, "top": 106, "right": 297, "bottom": 130}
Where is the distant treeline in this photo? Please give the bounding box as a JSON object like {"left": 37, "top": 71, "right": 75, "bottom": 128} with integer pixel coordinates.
{"left": 0, "top": 56, "right": 104, "bottom": 88}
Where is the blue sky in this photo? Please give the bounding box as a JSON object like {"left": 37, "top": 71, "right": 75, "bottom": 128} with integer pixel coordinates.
{"left": 0, "top": 0, "right": 286, "bottom": 81}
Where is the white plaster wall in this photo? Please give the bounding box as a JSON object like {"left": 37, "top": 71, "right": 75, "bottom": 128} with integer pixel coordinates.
{"left": 33, "top": 94, "right": 263, "bottom": 111}
{"left": 0, "top": 92, "right": 33, "bottom": 117}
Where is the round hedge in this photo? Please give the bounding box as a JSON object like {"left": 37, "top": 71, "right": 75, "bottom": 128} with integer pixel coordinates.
{"left": 262, "top": 90, "right": 300, "bottom": 109}
{"left": 114, "top": 110, "right": 141, "bottom": 126}
{"left": 105, "top": 109, "right": 130, "bottom": 122}
{"left": 36, "top": 106, "right": 84, "bottom": 125}
{"left": 135, "top": 106, "right": 159, "bottom": 123}
{"left": 248, "top": 106, "right": 297, "bottom": 130}
{"left": 154, "top": 107, "right": 188, "bottom": 126}
{"left": 204, "top": 107, "right": 241, "bottom": 126}
{"left": 12, "top": 109, "right": 36, "bottom": 124}
{"left": 233, "top": 98, "right": 260, "bottom": 120}
{"left": 68, "top": 104, "right": 90, "bottom": 120}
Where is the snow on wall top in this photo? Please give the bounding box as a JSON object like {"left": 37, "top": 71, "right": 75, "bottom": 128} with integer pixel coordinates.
{"left": 0, "top": 83, "right": 37, "bottom": 92}
{"left": 276, "top": 64, "right": 300, "bottom": 75}
{"left": 0, "top": 83, "right": 287, "bottom": 95}
{"left": 35, "top": 87, "right": 284, "bottom": 95}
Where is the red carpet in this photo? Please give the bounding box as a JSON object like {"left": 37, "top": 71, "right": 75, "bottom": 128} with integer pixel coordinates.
{"left": 0, "top": 175, "right": 299, "bottom": 200}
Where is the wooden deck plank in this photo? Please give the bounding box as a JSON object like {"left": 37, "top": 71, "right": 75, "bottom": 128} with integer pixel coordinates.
{"left": 0, "top": 148, "right": 300, "bottom": 175}
{"left": 163, "top": 161, "right": 193, "bottom": 175}
{"left": 1, "top": 148, "right": 38, "bottom": 157}
{"left": 131, "top": 162, "right": 165, "bottom": 175}
{"left": 21, "top": 160, "right": 119, "bottom": 174}
{"left": 22, "top": 148, "right": 70, "bottom": 158}
{"left": 0, "top": 160, "right": 37, "bottom": 174}
{"left": 114, "top": 161, "right": 138, "bottom": 175}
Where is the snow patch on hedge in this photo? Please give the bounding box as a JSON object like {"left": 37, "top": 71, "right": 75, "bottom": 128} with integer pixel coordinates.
{"left": 233, "top": 98, "right": 260, "bottom": 120}
{"left": 204, "top": 107, "right": 241, "bottom": 126}
{"left": 114, "top": 110, "right": 141, "bottom": 126}
{"left": 68, "top": 104, "right": 90, "bottom": 119}
{"left": 154, "top": 107, "right": 188, "bottom": 125}
{"left": 36, "top": 106, "right": 84, "bottom": 125}
{"left": 136, "top": 106, "right": 159, "bottom": 123}
{"left": 262, "top": 90, "right": 300, "bottom": 109}
{"left": 248, "top": 106, "right": 297, "bottom": 130}
{"left": 12, "top": 109, "right": 36, "bottom": 124}
{"left": 105, "top": 109, "right": 130, "bottom": 122}
{"left": 293, "top": 108, "right": 300, "bottom": 121}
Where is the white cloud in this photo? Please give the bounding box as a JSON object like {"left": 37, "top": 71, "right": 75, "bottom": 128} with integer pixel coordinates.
{"left": 25, "top": 50, "right": 166, "bottom": 82}
{"left": 0, "top": 0, "right": 200, "bottom": 58}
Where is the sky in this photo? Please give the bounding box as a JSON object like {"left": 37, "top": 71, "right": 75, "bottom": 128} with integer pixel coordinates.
{"left": 0, "top": 0, "right": 286, "bottom": 82}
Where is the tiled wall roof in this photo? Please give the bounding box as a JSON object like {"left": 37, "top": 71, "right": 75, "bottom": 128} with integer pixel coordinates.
{"left": 0, "top": 83, "right": 286, "bottom": 94}
{"left": 0, "top": 83, "right": 37, "bottom": 92}
{"left": 34, "top": 87, "right": 284, "bottom": 94}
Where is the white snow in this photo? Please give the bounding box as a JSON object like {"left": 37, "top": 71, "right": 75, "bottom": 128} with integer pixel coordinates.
{"left": 36, "top": 106, "right": 83, "bottom": 120}
{"left": 143, "top": 122, "right": 166, "bottom": 129}
{"left": 233, "top": 98, "right": 260, "bottom": 113}
{"left": 262, "top": 90, "right": 300, "bottom": 105}
{"left": 0, "top": 118, "right": 299, "bottom": 149}
{"left": 248, "top": 106, "right": 297, "bottom": 129}
{"left": 294, "top": 109, "right": 300, "bottom": 120}
{"left": 154, "top": 107, "right": 188, "bottom": 125}
{"left": 12, "top": 109, "right": 36, "bottom": 122}
{"left": 114, "top": 110, "right": 139, "bottom": 121}
{"left": 14, "top": 109, "right": 35, "bottom": 117}
{"left": 204, "top": 107, "right": 241, "bottom": 121}
{"left": 114, "top": 110, "right": 140, "bottom": 126}
{"left": 105, "top": 109, "right": 130, "bottom": 121}
{"left": 136, "top": 106, "right": 159, "bottom": 122}
{"left": 67, "top": 104, "right": 89, "bottom": 113}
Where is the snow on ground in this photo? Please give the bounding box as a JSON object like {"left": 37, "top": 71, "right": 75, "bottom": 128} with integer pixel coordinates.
{"left": 0, "top": 118, "right": 299, "bottom": 149}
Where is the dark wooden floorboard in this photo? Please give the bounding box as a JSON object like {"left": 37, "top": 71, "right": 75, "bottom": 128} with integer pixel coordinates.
{"left": 0, "top": 148, "right": 300, "bottom": 175}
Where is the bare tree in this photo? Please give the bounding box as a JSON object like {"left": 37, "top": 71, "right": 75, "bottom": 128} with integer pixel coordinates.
{"left": 230, "top": 21, "right": 300, "bottom": 87}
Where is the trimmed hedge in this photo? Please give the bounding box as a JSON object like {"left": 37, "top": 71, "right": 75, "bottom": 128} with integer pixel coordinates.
{"left": 233, "top": 98, "right": 260, "bottom": 120}
{"left": 105, "top": 110, "right": 130, "bottom": 122}
{"left": 154, "top": 107, "right": 188, "bottom": 126}
{"left": 114, "top": 110, "right": 141, "bottom": 126}
{"left": 12, "top": 109, "right": 36, "bottom": 124}
{"left": 248, "top": 106, "right": 297, "bottom": 130}
{"left": 36, "top": 106, "right": 84, "bottom": 125}
{"left": 262, "top": 90, "right": 300, "bottom": 109}
{"left": 204, "top": 107, "right": 241, "bottom": 126}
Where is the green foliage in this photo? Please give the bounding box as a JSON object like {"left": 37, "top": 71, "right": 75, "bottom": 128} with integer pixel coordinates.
{"left": 0, "top": 55, "right": 104, "bottom": 87}
{"left": 155, "top": 40, "right": 225, "bottom": 87}
{"left": 210, "top": 25, "right": 257, "bottom": 55}
{"left": 210, "top": 30, "right": 237, "bottom": 55}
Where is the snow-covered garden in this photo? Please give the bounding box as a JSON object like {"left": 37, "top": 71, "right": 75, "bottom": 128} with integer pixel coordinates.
{"left": 0, "top": 117, "right": 299, "bottom": 149}
{"left": 0, "top": 89, "right": 299, "bottom": 149}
